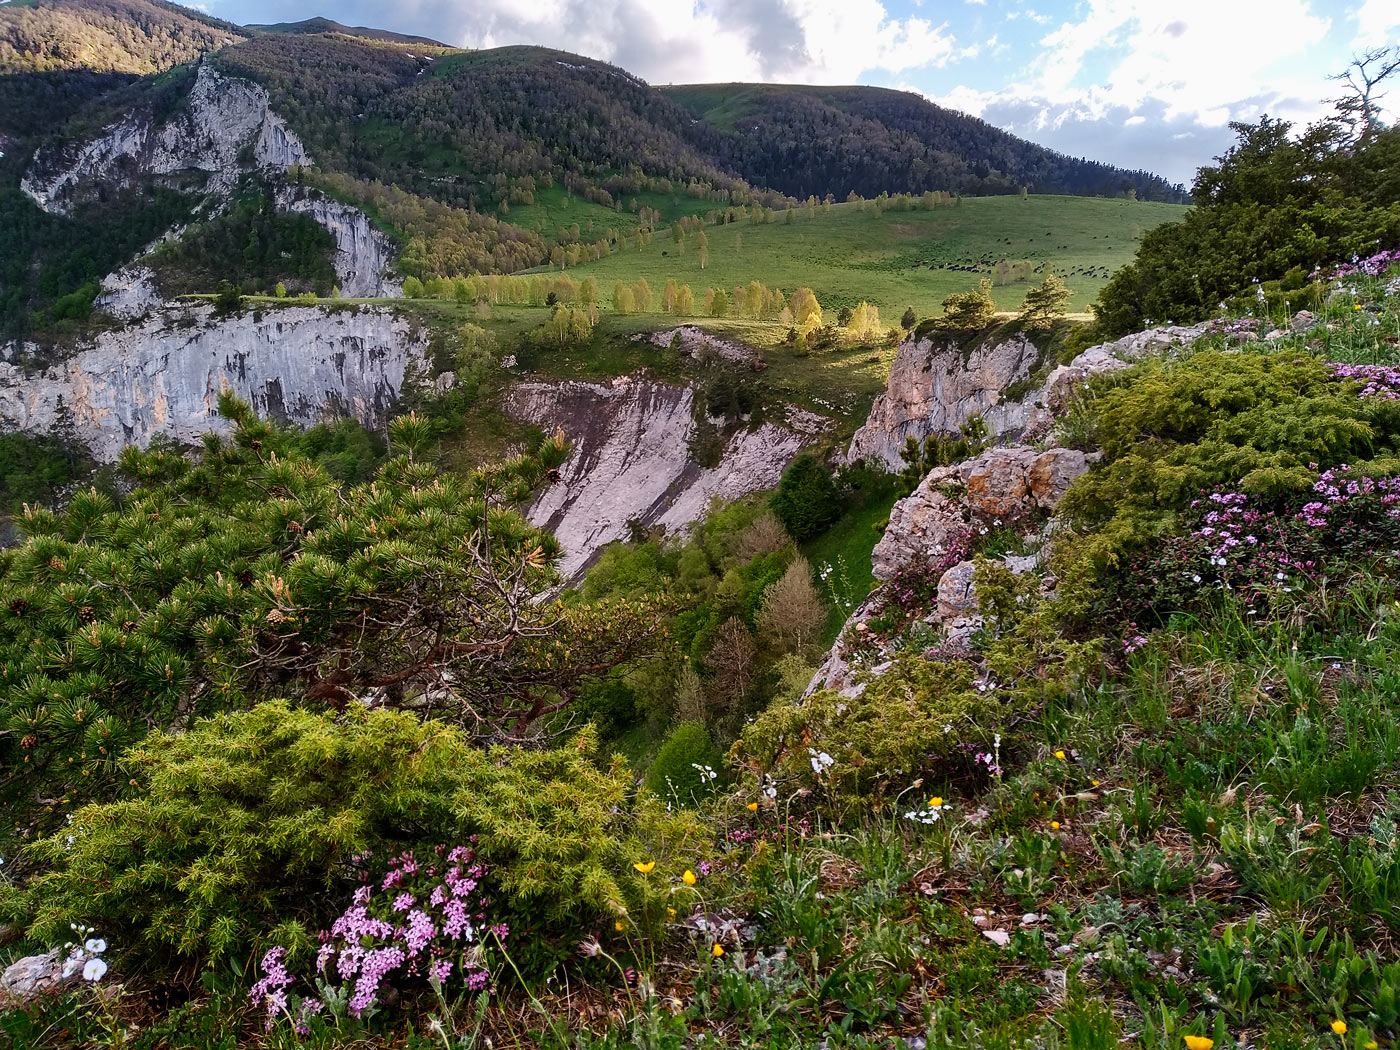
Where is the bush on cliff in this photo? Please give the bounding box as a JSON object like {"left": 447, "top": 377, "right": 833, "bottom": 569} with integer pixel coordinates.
{"left": 1056, "top": 348, "right": 1400, "bottom": 573}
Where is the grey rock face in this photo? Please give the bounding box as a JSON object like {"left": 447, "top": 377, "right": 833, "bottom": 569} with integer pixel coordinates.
{"left": 1, "top": 950, "right": 77, "bottom": 1004}
{"left": 23, "top": 64, "right": 309, "bottom": 214}
{"left": 95, "top": 265, "right": 164, "bottom": 321}
{"left": 505, "top": 377, "right": 819, "bottom": 578}
{"left": 869, "top": 445, "right": 1089, "bottom": 581}
{"left": 275, "top": 186, "right": 402, "bottom": 299}
{"left": 844, "top": 321, "right": 1214, "bottom": 469}
{"left": 845, "top": 332, "right": 1041, "bottom": 470}
{"left": 0, "top": 304, "right": 426, "bottom": 461}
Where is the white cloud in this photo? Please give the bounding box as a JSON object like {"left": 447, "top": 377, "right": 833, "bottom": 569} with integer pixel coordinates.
{"left": 1353, "top": 0, "right": 1400, "bottom": 46}
{"left": 929, "top": 0, "right": 1340, "bottom": 183}
{"left": 286, "top": 0, "right": 961, "bottom": 84}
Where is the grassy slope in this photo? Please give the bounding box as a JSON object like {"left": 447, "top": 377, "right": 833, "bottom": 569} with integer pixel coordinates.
{"left": 540, "top": 195, "right": 1188, "bottom": 318}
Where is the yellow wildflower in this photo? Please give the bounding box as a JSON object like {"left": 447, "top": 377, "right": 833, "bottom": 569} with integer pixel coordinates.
{"left": 666, "top": 907, "right": 677, "bottom": 919}
{"left": 1050, "top": 821, "right": 1061, "bottom": 830}
{"left": 930, "top": 796, "right": 944, "bottom": 807}
{"left": 633, "top": 861, "right": 656, "bottom": 874}
{"left": 1332, "top": 1020, "right": 1347, "bottom": 1035}
{"left": 682, "top": 869, "right": 697, "bottom": 885}
{"left": 747, "top": 801, "right": 759, "bottom": 812}
{"left": 1091, "top": 779, "right": 1100, "bottom": 787}
{"left": 1054, "top": 750, "right": 1066, "bottom": 760}
{"left": 1182, "top": 1037, "right": 1214, "bottom": 1050}
{"left": 712, "top": 943, "right": 724, "bottom": 957}
{"left": 614, "top": 920, "right": 625, "bottom": 932}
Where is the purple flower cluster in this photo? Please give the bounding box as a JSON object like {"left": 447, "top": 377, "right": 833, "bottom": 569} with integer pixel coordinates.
{"left": 1298, "top": 464, "right": 1400, "bottom": 529}
{"left": 249, "top": 948, "right": 323, "bottom": 1034}
{"left": 325, "top": 846, "right": 501, "bottom": 1016}
{"left": 1103, "top": 468, "right": 1400, "bottom": 628}
{"left": 250, "top": 844, "right": 506, "bottom": 1030}
{"left": 1315, "top": 247, "right": 1400, "bottom": 281}
{"left": 1330, "top": 363, "right": 1400, "bottom": 400}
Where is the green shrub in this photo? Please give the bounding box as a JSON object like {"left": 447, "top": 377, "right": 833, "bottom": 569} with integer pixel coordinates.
{"left": 771, "top": 453, "right": 842, "bottom": 542}
{"left": 938, "top": 278, "right": 997, "bottom": 330}
{"left": 1057, "top": 348, "right": 1400, "bottom": 570}
{"left": 1093, "top": 116, "right": 1400, "bottom": 336}
{"left": 20, "top": 702, "right": 709, "bottom": 967}
{"left": 0, "top": 396, "right": 658, "bottom": 831}
{"left": 735, "top": 654, "right": 1002, "bottom": 805}
{"left": 644, "top": 721, "right": 725, "bottom": 805}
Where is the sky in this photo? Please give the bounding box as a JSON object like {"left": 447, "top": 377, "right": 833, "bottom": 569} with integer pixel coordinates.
{"left": 200, "top": 0, "right": 1400, "bottom": 186}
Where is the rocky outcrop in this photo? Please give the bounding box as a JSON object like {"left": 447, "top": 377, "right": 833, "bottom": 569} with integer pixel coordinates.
{"left": 0, "top": 304, "right": 426, "bottom": 461}
{"left": 870, "top": 445, "right": 1090, "bottom": 580}
{"left": 23, "top": 63, "right": 309, "bottom": 214}
{"left": 95, "top": 264, "right": 164, "bottom": 321}
{"left": 635, "top": 326, "right": 758, "bottom": 365}
{"left": 846, "top": 331, "right": 1041, "bottom": 469}
{"left": 807, "top": 445, "right": 1091, "bottom": 697}
{"left": 844, "top": 322, "right": 1213, "bottom": 469}
{"left": 505, "top": 377, "right": 819, "bottom": 578}
{"left": 275, "top": 186, "right": 402, "bottom": 299}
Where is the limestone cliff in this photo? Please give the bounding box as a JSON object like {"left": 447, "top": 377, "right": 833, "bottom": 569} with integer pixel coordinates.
{"left": 22, "top": 63, "right": 308, "bottom": 214}
{"left": 275, "top": 186, "right": 403, "bottom": 299}
{"left": 0, "top": 304, "right": 426, "bottom": 461}
{"left": 23, "top": 63, "right": 399, "bottom": 300}
{"left": 844, "top": 322, "right": 1214, "bottom": 469}
{"left": 505, "top": 378, "right": 819, "bottom": 578}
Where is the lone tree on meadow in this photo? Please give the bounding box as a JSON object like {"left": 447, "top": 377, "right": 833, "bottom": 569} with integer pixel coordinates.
{"left": 938, "top": 278, "right": 996, "bottom": 330}
{"left": 1019, "top": 272, "right": 1072, "bottom": 330}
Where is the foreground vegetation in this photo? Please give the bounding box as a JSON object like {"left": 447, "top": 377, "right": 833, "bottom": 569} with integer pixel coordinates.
{"left": 3, "top": 246, "right": 1400, "bottom": 1050}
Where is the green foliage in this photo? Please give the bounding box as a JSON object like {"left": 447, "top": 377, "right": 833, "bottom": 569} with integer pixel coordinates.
{"left": 20, "top": 702, "right": 705, "bottom": 964}
{"left": 938, "top": 277, "right": 997, "bottom": 330}
{"left": 146, "top": 192, "right": 336, "bottom": 296}
{"left": 0, "top": 179, "right": 193, "bottom": 338}
{"left": 1018, "top": 271, "right": 1071, "bottom": 330}
{"left": 0, "top": 396, "right": 662, "bottom": 828}
{"left": 536, "top": 305, "right": 595, "bottom": 348}
{"left": 1057, "top": 348, "right": 1400, "bottom": 569}
{"left": 213, "top": 279, "right": 243, "bottom": 315}
{"left": 0, "top": 430, "right": 93, "bottom": 511}
{"left": 771, "top": 453, "right": 842, "bottom": 542}
{"left": 0, "top": 0, "right": 245, "bottom": 75}
{"left": 643, "top": 721, "right": 725, "bottom": 805}
{"left": 735, "top": 653, "right": 1001, "bottom": 805}
{"left": 1095, "top": 116, "right": 1400, "bottom": 335}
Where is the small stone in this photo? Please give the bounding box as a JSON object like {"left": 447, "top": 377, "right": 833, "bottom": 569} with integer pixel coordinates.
{"left": 1020, "top": 912, "right": 1042, "bottom": 925}
{"left": 1264, "top": 328, "right": 1286, "bottom": 339}
{"left": 1290, "top": 309, "right": 1314, "bottom": 332}
{"left": 1, "top": 950, "right": 79, "bottom": 1004}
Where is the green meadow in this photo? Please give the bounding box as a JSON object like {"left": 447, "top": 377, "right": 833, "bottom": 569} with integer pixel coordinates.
{"left": 541, "top": 194, "right": 1189, "bottom": 318}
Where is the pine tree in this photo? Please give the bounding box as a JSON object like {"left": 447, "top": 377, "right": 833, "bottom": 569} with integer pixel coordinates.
{"left": 939, "top": 278, "right": 997, "bottom": 330}
{"left": 1019, "top": 272, "right": 1072, "bottom": 330}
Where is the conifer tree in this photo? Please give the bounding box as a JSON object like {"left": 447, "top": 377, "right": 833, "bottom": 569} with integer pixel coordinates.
{"left": 1019, "top": 272, "right": 1072, "bottom": 330}
{"left": 0, "top": 396, "right": 666, "bottom": 824}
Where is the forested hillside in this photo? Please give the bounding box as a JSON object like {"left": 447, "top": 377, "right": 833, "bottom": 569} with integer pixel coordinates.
{"left": 213, "top": 41, "right": 762, "bottom": 211}
{"left": 666, "top": 84, "right": 1187, "bottom": 203}
{"left": 242, "top": 16, "right": 445, "bottom": 46}
{"left": 0, "top": 0, "right": 245, "bottom": 74}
